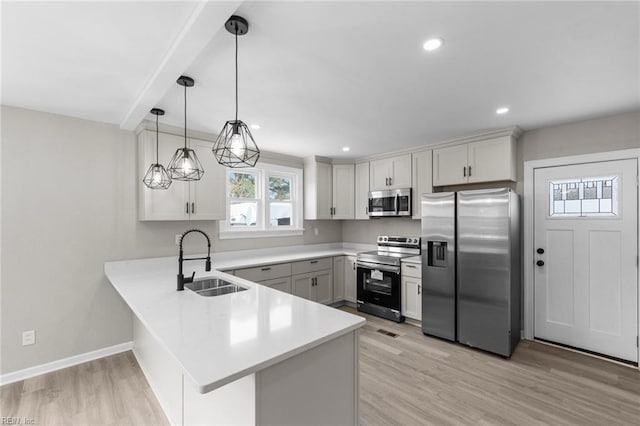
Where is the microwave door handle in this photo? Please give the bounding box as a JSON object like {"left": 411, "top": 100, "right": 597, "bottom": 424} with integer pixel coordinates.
{"left": 395, "top": 194, "right": 399, "bottom": 214}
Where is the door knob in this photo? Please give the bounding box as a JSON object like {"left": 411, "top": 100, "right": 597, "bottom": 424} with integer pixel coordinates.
{"left": 536, "top": 260, "right": 544, "bottom": 267}
{"left": 537, "top": 248, "right": 545, "bottom": 254}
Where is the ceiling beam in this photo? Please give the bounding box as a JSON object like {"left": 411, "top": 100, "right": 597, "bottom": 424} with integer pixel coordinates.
{"left": 119, "top": 0, "right": 243, "bottom": 130}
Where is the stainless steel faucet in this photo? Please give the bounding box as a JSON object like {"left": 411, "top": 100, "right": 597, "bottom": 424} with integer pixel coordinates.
{"left": 177, "top": 229, "right": 211, "bottom": 291}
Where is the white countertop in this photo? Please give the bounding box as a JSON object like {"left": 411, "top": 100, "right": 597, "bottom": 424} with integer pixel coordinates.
{"left": 104, "top": 243, "right": 372, "bottom": 394}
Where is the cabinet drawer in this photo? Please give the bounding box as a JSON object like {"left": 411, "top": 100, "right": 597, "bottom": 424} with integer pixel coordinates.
{"left": 258, "top": 276, "right": 292, "bottom": 294}
{"left": 235, "top": 263, "right": 292, "bottom": 282}
{"left": 401, "top": 262, "right": 421, "bottom": 279}
{"left": 291, "top": 257, "right": 333, "bottom": 275}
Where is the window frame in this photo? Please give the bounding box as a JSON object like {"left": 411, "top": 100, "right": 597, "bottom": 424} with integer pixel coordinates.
{"left": 220, "top": 163, "right": 304, "bottom": 239}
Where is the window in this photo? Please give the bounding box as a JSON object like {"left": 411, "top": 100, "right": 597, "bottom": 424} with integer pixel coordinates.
{"left": 220, "top": 163, "right": 303, "bottom": 238}
{"left": 549, "top": 176, "right": 619, "bottom": 217}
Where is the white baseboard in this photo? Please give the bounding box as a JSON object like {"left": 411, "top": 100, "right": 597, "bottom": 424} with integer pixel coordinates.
{"left": 0, "top": 341, "right": 133, "bottom": 386}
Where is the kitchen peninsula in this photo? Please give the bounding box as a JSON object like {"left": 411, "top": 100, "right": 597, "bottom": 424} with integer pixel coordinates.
{"left": 105, "top": 244, "right": 367, "bottom": 425}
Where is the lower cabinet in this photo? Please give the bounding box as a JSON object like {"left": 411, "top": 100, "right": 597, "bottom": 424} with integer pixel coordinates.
{"left": 333, "top": 256, "right": 345, "bottom": 303}
{"left": 258, "top": 276, "right": 292, "bottom": 294}
{"left": 401, "top": 262, "right": 422, "bottom": 321}
{"left": 344, "top": 256, "right": 357, "bottom": 303}
{"left": 292, "top": 270, "right": 333, "bottom": 304}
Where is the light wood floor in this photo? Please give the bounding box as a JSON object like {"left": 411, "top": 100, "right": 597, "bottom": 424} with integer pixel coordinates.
{"left": 2, "top": 309, "right": 639, "bottom": 425}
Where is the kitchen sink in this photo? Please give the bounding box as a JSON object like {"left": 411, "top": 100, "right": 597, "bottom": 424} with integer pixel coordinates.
{"left": 185, "top": 278, "right": 248, "bottom": 297}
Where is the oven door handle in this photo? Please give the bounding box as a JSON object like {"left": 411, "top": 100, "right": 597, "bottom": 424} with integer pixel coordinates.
{"left": 357, "top": 261, "right": 400, "bottom": 274}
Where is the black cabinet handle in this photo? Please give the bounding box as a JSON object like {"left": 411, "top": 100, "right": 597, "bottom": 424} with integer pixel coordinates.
{"left": 310, "top": 260, "right": 318, "bottom": 264}
{"left": 468, "top": 166, "right": 472, "bottom": 177}
{"left": 537, "top": 248, "right": 545, "bottom": 254}
{"left": 261, "top": 267, "right": 271, "bottom": 271}
{"left": 536, "top": 260, "right": 545, "bottom": 267}
{"left": 191, "top": 202, "right": 195, "bottom": 214}
{"left": 186, "top": 203, "right": 189, "bottom": 214}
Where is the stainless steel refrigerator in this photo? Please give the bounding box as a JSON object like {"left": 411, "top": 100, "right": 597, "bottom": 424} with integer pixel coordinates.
{"left": 421, "top": 188, "right": 520, "bottom": 357}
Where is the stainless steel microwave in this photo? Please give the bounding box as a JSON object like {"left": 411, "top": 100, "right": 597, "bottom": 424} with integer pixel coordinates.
{"left": 368, "top": 188, "right": 412, "bottom": 217}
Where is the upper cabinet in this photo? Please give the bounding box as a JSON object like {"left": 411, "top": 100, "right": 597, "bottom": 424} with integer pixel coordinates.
{"left": 331, "top": 164, "right": 355, "bottom": 220}
{"left": 304, "top": 157, "right": 332, "bottom": 220}
{"left": 304, "top": 158, "right": 355, "bottom": 220}
{"left": 432, "top": 135, "right": 516, "bottom": 187}
{"left": 370, "top": 154, "right": 412, "bottom": 191}
{"left": 354, "top": 162, "right": 370, "bottom": 220}
{"left": 411, "top": 150, "right": 433, "bottom": 220}
{"left": 138, "top": 130, "right": 226, "bottom": 221}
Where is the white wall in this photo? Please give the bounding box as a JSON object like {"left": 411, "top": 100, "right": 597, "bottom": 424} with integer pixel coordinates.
{"left": 0, "top": 106, "right": 342, "bottom": 375}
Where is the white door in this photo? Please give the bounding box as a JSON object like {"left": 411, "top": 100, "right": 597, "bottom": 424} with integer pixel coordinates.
{"left": 189, "top": 138, "right": 226, "bottom": 220}
{"left": 401, "top": 276, "right": 422, "bottom": 321}
{"left": 354, "top": 162, "right": 370, "bottom": 220}
{"left": 316, "top": 162, "right": 333, "bottom": 220}
{"left": 332, "top": 165, "right": 355, "bottom": 219}
{"left": 432, "top": 144, "right": 468, "bottom": 186}
{"left": 369, "top": 158, "right": 391, "bottom": 191}
{"left": 333, "top": 257, "right": 345, "bottom": 302}
{"left": 344, "top": 256, "right": 357, "bottom": 303}
{"left": 534, "top": 158, "right": 638, "bottom": 362}
{"left": 314, "top": 270, "right": 333, "bottom": 305}
{"left": 388, "top": 154, "right": 412, "bottom": 189}
{"left": 292, "top": 273, "right": 313, "bottom": 300}
{"left": 467, "top": 136, "right": 515, "bottom": 183}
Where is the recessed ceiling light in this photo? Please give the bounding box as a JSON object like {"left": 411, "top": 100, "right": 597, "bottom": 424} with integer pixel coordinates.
{"left": 342, "top": 147, "right": 350, "bottom": 152}
{"left": 496, "top": 107, "right": 510, "bottom": 115}
{"left": 250, "top": 124, "right": 260, "bottom": 130}
{"left": 423, "top": 38, "right": 443, "bottom": 51}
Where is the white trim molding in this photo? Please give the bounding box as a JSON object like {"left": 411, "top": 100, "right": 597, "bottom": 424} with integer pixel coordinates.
{"left": 0, "top": 342, "right": 133, "bottom": 386}
{"left": 523, "top": 148, "right": 640, "bottom": 368}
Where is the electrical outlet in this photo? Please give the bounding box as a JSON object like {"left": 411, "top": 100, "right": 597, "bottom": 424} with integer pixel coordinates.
{"left": 22, "top": 330, "right": 35, "bottom": 346}
{"left": 175, "top": 234, "right": 182, "bottom": 245}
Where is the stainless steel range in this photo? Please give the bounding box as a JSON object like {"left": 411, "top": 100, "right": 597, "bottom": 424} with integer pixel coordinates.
{"left": 357, "top": 235, "right": 421, "bottom": 322}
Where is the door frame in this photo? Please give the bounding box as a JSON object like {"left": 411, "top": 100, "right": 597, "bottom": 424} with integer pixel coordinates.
{"left": 523, "top": 148, "right": 640, "bottom": 366}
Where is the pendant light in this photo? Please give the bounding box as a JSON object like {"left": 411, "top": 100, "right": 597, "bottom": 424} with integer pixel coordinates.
{"left": 213, "top": 15, "right": 260, "bottom": 168}
{"left": 168, "top": 76, "right": 205, "bottom": 181}
{"left": 142, "top": 108, "right": 172, "bottom": 190}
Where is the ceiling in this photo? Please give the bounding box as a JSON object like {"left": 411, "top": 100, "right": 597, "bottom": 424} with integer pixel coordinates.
{"left": 3, "top": 1, "right": 639, "bottom": 159}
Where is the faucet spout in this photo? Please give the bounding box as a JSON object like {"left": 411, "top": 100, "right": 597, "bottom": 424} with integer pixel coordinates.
{"left": 177, "top": 229, "right": 212, "bottom": 291}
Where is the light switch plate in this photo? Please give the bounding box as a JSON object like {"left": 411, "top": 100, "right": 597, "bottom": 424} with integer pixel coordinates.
{"left": 22, "top": 330, "right": 35, "bottom": 346}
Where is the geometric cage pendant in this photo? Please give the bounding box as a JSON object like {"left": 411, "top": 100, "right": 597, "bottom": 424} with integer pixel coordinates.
{"left": 213, "top": 120, "right": 260, "bottom": 168}
{"left": 143, "top": 107, "right": 172, "bottom": 190}
{"left": 143, "top": 163, "right": 172, "bottom": 189}
{"left": 167, "top": 147, "right": 205, "bottom": 181}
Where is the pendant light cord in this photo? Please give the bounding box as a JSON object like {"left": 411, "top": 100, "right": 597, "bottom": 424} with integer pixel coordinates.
{"left": 155, "top": 113, "right": 160, "bottom": 164}
{"left": 235, "top": 24, "right": 239, "bottom": 123}
{"left": 184, "top": 83, "right": 188, "bottom": 149}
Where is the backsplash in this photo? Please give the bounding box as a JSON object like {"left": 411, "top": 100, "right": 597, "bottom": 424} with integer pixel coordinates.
{"left": 341, "top": 217, "right": 421, "bottom": 243}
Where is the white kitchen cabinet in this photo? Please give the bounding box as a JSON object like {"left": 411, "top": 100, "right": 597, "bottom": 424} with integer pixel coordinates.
{"left": 344, "top": 256, "right": 357, "bottom": 303}
{"left": 467, "top": 136, "right": 516, "bottom": 183}
{"left": 401, "top": 262, "right": 422, "bottom": 321}
{"left": 411, "top": 150, "right": 433, "bottom": 220}
{"left": 138, "top": 130, "right": 226, "bottom": 221}
{"left": 354, "top": 162, "right": 370, "bottom": 220}
{"left": 258, "top": 276, "right": 292, "bottom": 294}
{"left": 333, "top": 256, "right": 345, "bottom": 302}
{"left": 304, "top": 157, "right": 332, "bottom": 220}
{"left": 432, "top": 143, "right": 468, "bottom": 186}
{"left": 292, "top": 269, "right": 333, "bottom": 304}
{"left": 432, "top": 136, "right": 516, "bottom": 186}
{"left": 369, "top": 154, "right": 412, "bottom": 191}
{"left": 331, "top": 164, "right": 355, "bottom": 219}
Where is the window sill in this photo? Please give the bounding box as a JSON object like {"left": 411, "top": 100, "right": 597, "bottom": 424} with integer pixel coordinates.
{"left": 218, "top": 228, "right": 305, "bottom": 240}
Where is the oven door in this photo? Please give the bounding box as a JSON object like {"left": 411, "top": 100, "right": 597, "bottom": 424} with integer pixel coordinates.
{"left": 357, "top": 261, "right": 401, "bottom": 310}
{"left": 368, "top": 191, "right": 397, "bottom": 217}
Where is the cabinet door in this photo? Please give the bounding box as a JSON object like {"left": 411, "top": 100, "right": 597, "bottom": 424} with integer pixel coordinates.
{"left": 401, "top": 276, "right": 422, "bottom": 321}
{"left": 467, "top": 136, "right": 516, "bottom": 183}
{"left": 314, "top": 269, "right": 333, "bottom": 305}
{"left": 389, "top": 154, "right": 412, "bottom": 189}
{"left": 369, "top": 158, "right": 391, "bottom": 191}
{"left": 292, "top": 273, "right": 313, "bottom": 300}
{"left": 354, "top": 162, "right": 370, "bottom": 220}
{"left": 317, "top": 162, "right": 333, "bottom": 219}
{"left": 433, "top": 144, "right": 468, "bottom": 186}
{"left": 412, "top": 150, "right": 433, "bottom": 219}
{"left": 189, "top": 138, "right": 226, "bottom": 220}
{"left": 344, "top": 256, "right": 357, "bottom": 303}
{"left": 332, "top": 257, "right": 345, "bottom": 302}
{"left": 332, "top": 164, "right": 355, "bottom": 219}
{"left": 139, "top": 130, "right": 189, "bottom": 221}
{"left": 259, "top": 276, "right": 292, "bottom": 294}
